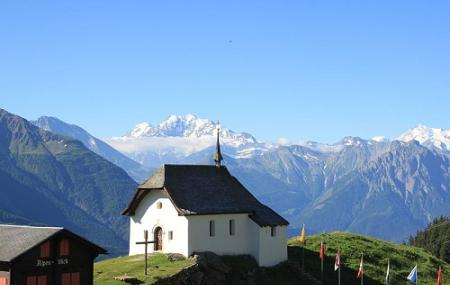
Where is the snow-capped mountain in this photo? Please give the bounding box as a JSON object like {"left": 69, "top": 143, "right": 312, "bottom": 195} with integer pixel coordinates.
{"left": 32, "top": 116, "right": 151, "bottom": 182}
{"left": 398, "top": 125, "right": 450, "bottom": 152}
{"left": 108, "top": 114, "right": 271, "bottom": 166}
{"left": 30, "top": 113, "right": 450, "bottom": 242}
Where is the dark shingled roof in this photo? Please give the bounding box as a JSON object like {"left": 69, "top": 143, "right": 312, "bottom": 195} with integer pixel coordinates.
{"left": 122, "top": 165, "right": 289, "bottom": 227}
{"left": 0, "top": 224, "right": 106, "bottom": 262}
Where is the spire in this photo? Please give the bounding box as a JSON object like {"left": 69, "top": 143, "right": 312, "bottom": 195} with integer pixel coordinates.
{"left": 213, "top": 121, "right": 223, "bottom": 167}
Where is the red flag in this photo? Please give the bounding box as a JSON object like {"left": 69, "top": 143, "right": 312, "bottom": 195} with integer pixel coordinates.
{"left": 357, "top": 255, "right": 364, "bottom": 278}
{"left": 320, "top": 241, "right": 325, "bottom": 261}
{"left": 437, "top": 267, "right": 443, "bottom": 285}
{"left": 334, "top": 250, "right": 340, "bottom": 271}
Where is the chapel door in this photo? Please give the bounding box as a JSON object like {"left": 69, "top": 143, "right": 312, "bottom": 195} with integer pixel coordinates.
{"left": 154, "top": 227, "right": 163, "bottom": 251}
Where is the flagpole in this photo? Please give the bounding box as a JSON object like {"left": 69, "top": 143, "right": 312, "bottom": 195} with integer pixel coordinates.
{"left": 338, "top": 263, "right": 341, "bottom": 285}
{"left": 361, "top": 253, "right": 364, "bottom": 285}
{"left": 320, "top": 238, "right": 324, "bottom": 285}
{"left": 302, "top": 244, "right": 305, "bottom": 273}
{"left": 321, "top": 250, "right": 324, "bottom": 285}
{"left": 417, "top": 264, "right": 418, "bottom": 285}
{"left": 338, "top": 249, "right": 341, "bottom": 285}
{"left": 386, "top": 259, "right": 390, "bottom": 285}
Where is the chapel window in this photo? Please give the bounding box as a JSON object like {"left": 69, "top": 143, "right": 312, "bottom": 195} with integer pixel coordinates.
{"left": 229, "top": 219, "right": 235, "bottom": 236}
{"left": 271, "top": 226, "right": 277, "bottom": 237}
{"left": 156, "top": 202, "right": 162, "bottom": 209}
{"left": 209, "top": 220, "right": 215, "bottom": 237}
{"left": 168, "top": 231, "right": 173, "bottom": 240}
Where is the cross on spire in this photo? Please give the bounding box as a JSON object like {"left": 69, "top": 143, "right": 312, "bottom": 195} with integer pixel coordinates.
{"left": 213, "top": 121, "right": 223, "bottom": 167}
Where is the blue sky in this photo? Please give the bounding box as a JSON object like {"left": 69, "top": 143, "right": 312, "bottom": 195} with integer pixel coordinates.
{"left": 1, "top": 1, "right": 449, "bottom": 143}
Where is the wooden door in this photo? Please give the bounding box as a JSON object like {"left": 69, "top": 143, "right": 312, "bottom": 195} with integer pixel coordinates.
{"left": 154, "top": 227, "right": 163, "bottom": 251}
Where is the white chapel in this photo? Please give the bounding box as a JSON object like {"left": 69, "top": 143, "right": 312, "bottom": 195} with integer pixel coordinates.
{"left": 122, "top": 132, "right": 289, "bottom": 267}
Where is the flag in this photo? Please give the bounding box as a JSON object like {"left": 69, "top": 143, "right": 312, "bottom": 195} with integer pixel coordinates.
{"left": 299, "top": 224, "right": 306, "bottom": 244}
{"left": 407, "top": 265, "right": 418, "bottom": 283}
{"left": 320, "top": 240, "right": 325, "bottom": 261}
{"left": 386, "top": 259, "right": 390, "bottom": 285}
{"left": 437, "top": 266, "right": 443, "bottom": 285}
{"left": 334, "top": 250, "right": 340, "bottom": 271}
{"left": 357, "top": 255, "right": 364, "bottom": 279}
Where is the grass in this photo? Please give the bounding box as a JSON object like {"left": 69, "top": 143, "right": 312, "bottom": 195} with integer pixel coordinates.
{"left": 289, "top": 232, "right": 450, "bottom": 285}
{"left": 94, "top": 233, "right": 450, "bottom": 285}
{"left": 93, "top": 253, "right": 196, "bottom": 285}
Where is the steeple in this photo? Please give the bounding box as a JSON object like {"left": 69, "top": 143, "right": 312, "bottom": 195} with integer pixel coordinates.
{"left": 213, "top": 122, "right": 223, "bottom": 167}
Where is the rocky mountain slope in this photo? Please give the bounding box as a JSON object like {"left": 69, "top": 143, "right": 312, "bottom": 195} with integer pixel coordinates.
{"left": 32, "top": 116, "right": 151, "bottom": 182}
{"left": 0, "top": 109, "right": 137, "bottom": 255}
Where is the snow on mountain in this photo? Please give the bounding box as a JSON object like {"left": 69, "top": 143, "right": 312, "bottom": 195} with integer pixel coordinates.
{"left": 32, "top": 116, "right": 151, "bottom": 182}
{"left": 108, "top": 114, "right": 270, "bottom": 166}
{"left": 398, "top": 125, "right": 450, "bottom": 152}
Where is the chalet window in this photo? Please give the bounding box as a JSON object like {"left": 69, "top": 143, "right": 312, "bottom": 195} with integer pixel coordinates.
{"left": 61, "top": 272, "right": 80, "bottom": 285}
{"left": 209, "top": 220, "right": 215, "bottom": 237}
{"left": 168, "top": 231, "right": 173, "bottom": 240}
{"left": 40, "top": 241, "right": 50, "bottom": 258}
{"left": 0, "top": 277, "right": 7, "bottom": 285}
{"left": 27, "top": 275, "right": 47, "bottom": 285}
{"left": 27, "top": 276, "right": 36, "bottom": 285}
{"left": 271, "top": 226, "right": 277, "bottom": 237}
{"left": 229, "top": 219, "right": 235, "bottom": 236}
{"left": 62, "top": 273, "right": 70, "bottom": 285}
{"left": 156, "top": 202, "right": 162, "bottom": 209}
{"left": 59, "top": 239, "right": 70, "bottom": 256}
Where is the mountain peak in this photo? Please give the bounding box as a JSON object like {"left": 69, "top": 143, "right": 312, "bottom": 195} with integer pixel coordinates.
{"left": 398, "top": 125, "right": 450, "bottom": 151}
{"left": 123, "top": 114, "right": 256, "bottom": 144}
{"left": 338, "top": 136, "right": 367, "bottom": 146}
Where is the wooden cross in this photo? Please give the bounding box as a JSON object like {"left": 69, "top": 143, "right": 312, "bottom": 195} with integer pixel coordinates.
{"left": 136, "top": 230, "right": 155, "bottom": 275}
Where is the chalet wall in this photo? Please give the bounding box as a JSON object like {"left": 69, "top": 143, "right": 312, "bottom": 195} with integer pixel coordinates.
{"left": 9, "top": 232, "right": 96, "bottom": 285}
{"left": 129, "top": 190, "right": 189, "bottom": 256}
{"left": 187, "top": 213, "right": 252, "bottom": 256}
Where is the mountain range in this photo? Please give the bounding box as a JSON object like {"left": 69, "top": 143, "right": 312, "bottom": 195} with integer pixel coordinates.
{"left": 2, "top": 110, "right": 450, "bottom": 251}
{"left": 105, "top": 115, "right": 450, "bottom": 241}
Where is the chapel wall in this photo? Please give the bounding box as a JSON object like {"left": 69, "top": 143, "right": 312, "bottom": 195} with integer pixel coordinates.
{"left": 187, "top": 213, "right": 252, "bottom": 257}
{"left": 257, "top": 225, "right": 288, "bottom": 267}
{"left": 129, "top": 190, "right": 189, "bottom": 256}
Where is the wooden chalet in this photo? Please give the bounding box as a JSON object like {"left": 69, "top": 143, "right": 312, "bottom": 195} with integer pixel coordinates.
{"left": 0, "top": 224, "right": 106, "bottom": 285}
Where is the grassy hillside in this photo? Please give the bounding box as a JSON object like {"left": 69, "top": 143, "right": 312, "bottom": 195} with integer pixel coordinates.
{"left": 94, "top": 254, "right": 196, "bottom": 285}
{"left": 94, "top": 232, "right": 450, "bottom": 284}
{"left": 94, "top": 253, "right": 318, "bottom": 285}
{"left": 289, "top": 232, "right": 450, "bottom": 285}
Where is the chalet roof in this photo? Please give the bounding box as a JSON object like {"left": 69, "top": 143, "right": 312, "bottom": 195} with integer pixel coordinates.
{"left": 0, "top": 224, "right": 106, "bottom": 262}
{"left": 122, "top": 165, "right": 289, "bottom": 227}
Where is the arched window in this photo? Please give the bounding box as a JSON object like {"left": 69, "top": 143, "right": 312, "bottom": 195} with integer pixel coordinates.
{"left": 156, "top": 202, "right": 162, "bottom": 209}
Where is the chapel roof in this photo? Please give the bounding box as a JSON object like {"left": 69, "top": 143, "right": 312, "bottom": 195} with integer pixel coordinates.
{"left": 122, "top": 164, "right": 289, "bottom": 227}
{"left": 0, "top": 224, "right": 106, "bottom": 262}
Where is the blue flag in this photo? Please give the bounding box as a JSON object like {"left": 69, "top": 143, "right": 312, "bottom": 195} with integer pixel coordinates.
{"left": 407, "top": 265, "right": 418, "bottom": 283}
